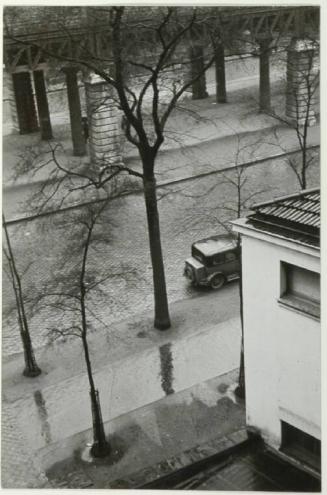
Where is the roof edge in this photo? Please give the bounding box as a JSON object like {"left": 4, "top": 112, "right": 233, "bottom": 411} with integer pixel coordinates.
{"left": 231, "top": 218, "right": 320, "bottom": 254}
{"left": 251, "top": 187, "right": 320, "bottom": 210}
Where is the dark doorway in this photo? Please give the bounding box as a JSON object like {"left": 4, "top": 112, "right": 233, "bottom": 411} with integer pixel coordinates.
{"left": 280, "top": 421, "right": 321, "bottom": 472}
{"left": 12, "top": 72, "right": 39, "bottom": 134}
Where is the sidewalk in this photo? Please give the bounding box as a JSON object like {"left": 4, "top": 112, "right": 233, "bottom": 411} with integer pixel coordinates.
{"left": 2, "top": 78, "right": 320, "bottom": 190}
{"left": 2, "top": 290, "right": 243, "bottom": 488}
{"left": 2, "top": 78, "right": 320, "bottom": 224}
{"left": 46, "top": 373, "right": 246, "bottom": 489}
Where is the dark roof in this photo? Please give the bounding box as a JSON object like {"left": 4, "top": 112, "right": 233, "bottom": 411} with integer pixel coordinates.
{"left": 246, "top": 188, "right": 320, "bottom": 247}
{"left": 193, "top": 234, "right": 237, "bottom": 256}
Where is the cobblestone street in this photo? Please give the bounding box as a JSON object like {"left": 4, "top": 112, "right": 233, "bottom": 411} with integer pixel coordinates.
{"left": 2, "top": 152, "right": 319, "bottom": 356}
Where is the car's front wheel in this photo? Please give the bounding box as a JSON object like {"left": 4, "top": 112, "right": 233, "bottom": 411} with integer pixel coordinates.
{"left": 185, "top": 265, "right": 195, "bottom": 283}
{"left": 210, "top": 273, "right": 225, "bottom": 290}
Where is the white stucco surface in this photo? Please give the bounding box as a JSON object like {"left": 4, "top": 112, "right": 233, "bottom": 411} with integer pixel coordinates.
{"left": 235, "top": 226, "right": 320, "bottom": 448}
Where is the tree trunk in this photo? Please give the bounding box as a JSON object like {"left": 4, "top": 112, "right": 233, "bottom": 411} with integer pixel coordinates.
{"left": 81, "top": 332, "right": 110, "bottom": 457}
{"left": 301, "top": 148, "right": 307, "bottom": 190}
{"left": 301, "top": 126, "right": 308, "bottom": 190}
{"left": 3, "top": 216, "right": 41, "bottom": 377}
{"left": 80, "top": 292, "right": 110, "bottom": 457}
{"left": 143, "top": 174, "right": 171, "bottom": 330}
{"left": 235, "top": 237, "right": 245, "bottom": 399}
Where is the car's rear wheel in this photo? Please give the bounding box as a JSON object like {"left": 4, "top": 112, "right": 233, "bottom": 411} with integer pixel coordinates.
{"left": 210, "top": 273, "right": 225, "bottom": 290}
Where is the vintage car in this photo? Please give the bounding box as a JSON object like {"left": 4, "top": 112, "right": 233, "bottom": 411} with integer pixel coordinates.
{"left": 184, "top": 234, "right": 240, "bottom": 289}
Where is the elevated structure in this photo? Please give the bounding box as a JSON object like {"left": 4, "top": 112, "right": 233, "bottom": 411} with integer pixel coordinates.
{"left": 3, "top": 7, "right": 319, "bottom": 69}
{"left": 2, "top": 6, "right": 319, "bottom": 159}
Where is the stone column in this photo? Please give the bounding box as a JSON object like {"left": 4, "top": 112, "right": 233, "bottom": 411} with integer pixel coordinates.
{"left": 286, "top": 38, "right": 318, "bottom": 126}
{"left": 33, "top": 70, "right": 53, "bottom": 140}
{"left": 84, "top": 72, "right": 122, "bottom": 167}
{"left": 3, "top": 69, "right": 19, "bottom": 134}
{"left": 214, "top": 42, "right": 227, "bottom": 103}
{"left": 189, "top": 44, "right": 208, "bottom": 100}
{"left": 257, "top": 34, "right": 272, "bottom": 113}
{"left": 12, "top": 71, "right": 39, "bottom": 134}
{"left": 62, "top": 66, "right": 86, "bottom": 156}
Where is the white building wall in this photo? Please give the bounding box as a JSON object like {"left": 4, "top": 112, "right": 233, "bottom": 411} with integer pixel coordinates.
{"left": 241, "top": 234, "right": 320, "bottom": 449}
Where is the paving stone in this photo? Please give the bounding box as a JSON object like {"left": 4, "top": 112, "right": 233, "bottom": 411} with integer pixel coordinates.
{"left": 1, "top": 403, "right": 49, "bottom": 488}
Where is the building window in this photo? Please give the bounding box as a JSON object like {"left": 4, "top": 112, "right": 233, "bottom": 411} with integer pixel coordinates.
{"left": 279, "top": 262, "right": 320, "bottom": 319}
{"left": 280, "top": 421, "right": 321, "bottom": 472}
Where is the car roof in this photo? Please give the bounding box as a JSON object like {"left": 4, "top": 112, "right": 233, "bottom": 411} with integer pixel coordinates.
{"left": 192, "top": 234, "right": 237, "bottom": 257}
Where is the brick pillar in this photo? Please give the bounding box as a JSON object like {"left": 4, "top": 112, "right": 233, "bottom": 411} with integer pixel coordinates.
{"left": 214, "top": 42, "right": 227, "bottom": 103}
{"left": 62, "top": 66, "right": 86, "bottom": 156}
{"left": 286, "top": 39, "right": 318, "bottom": 126}
{"left": 257, "top": 34, "right": 272, "bottom": 113}
{"left": 33, "top": 70, "right": 53, "bottom": 140}
{"left": 84, "top": 73, "right": 122, "bottom": 168}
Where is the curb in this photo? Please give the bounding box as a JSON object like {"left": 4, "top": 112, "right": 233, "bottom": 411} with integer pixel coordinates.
{"left": 122, "top": 122, "right": 282, "bottom": 162}
{"left": 4, "top": 143, "right": 320, "bottom": 226}
{"left": 158, "top": 144, "right": 320, "bottom": 187}
{"left": 2, "top": 122, "right": 283, "bottom": 191}
{"left": 110, "top": 429, "right": 260, "bottom": 489}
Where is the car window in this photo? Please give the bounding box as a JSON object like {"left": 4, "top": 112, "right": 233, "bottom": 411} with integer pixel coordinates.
{"left": 212, "top": 253, "right": 225, "bottom": 266}
{"left": 225, "top": 251, "right": 237, "bottom": 262}
{"left": 192, "top": 246, "right": 205, "bottom": 264}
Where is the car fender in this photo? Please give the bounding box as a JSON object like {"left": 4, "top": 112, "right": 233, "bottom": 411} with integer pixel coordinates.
{"left": 208, "top": 271, "right": 224, "bottom": 283}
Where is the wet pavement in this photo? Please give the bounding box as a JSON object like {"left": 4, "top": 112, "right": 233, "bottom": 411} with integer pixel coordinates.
{"left": 2, "top": 65, "right": 320, "bottom": 358}
{"left": 2, "top": 60, "right": 321, "bottom": 488}
{"left": 2, "top": 285, "right": 244, "bottom": 488}
{"left": 1, "top": 402, "right": 50, "bottom": 488}
{"left": 45, "top": 371, "right": 246, "bottom": 489}
{"left": 2, "top": 284, "right": 244, "bottom": 488}
{"left": 2, "top": 151, "right": 319, "bottom": 357}
{"left": 5, "top": 315, "right": 241, "bottom": 455}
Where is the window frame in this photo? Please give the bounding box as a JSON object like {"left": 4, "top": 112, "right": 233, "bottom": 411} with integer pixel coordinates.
{"left": 278, "top": 262, "right": 320, "bottom": 320}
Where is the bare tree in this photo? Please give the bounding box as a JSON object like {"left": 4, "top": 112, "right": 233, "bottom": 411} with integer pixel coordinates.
{"left": 5, "top": 6, "right": 220, "bottom": 330}
{"left": 38, "top": 200, "right": 133, "bottom": 457}
{"left": 2, "top": 215, "right": 41, "bottom": 377}
{"left": 268, "top": 38, "right": 319, "bottom": 189}
{"left": 179, "top": 134, "right": 271, "bottom": 398}
{"left": 8, "top": 135, "right": 139, "bottom": 456}
{"left": 30, "top": 189, "right": 136, "bottom": 458}
{"left": 214, "top": 165, "right": 269, "bottom": 399}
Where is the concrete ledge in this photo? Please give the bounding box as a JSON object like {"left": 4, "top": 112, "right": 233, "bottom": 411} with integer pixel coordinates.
{"left": 132, "top": 429, "right": 256, "bottom": 490}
